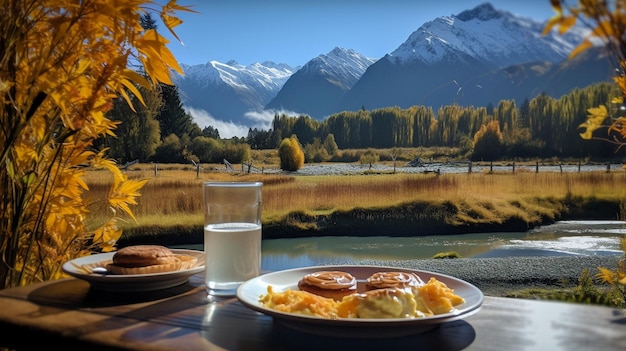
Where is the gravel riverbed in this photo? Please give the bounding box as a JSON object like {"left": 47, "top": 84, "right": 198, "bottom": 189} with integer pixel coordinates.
{"left": 260, "top": 162, "right": 623, "bottom": 176}
{"left": 317, "top": 255, "right": 623, "bottom": 297}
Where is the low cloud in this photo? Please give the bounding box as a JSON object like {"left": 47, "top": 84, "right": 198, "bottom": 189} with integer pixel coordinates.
{"left": 187, "top": 107, "right": 250, "bottom": 139}
{"left": 244, "top": 108, "right": 303, "bottom": 125}
{"left": 187, "top": 107, "right": 304, "bottom": 139}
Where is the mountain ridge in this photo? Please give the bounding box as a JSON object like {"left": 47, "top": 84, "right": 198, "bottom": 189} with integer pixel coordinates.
{"left": 174, "top": 2, "right": 612, "bottom": 136}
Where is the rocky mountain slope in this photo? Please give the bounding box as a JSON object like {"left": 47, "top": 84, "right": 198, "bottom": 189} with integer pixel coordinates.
{"left": 174, "top": 2, "right": 613, "bottom": 128}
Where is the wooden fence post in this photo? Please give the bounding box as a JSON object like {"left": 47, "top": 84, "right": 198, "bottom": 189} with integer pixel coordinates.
{"left": 512, "top": 161, "right": 515, "bottom": 174}
{"left": 154, "top": 163, "right": 157, "bottom": 177}
{"left": 535, "top": 161, "right": 539, "bottom": 173}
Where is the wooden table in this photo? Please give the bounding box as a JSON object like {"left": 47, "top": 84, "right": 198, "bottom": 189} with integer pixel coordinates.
{"left": 0, "top": 272, "right": 624, "bottom": 351}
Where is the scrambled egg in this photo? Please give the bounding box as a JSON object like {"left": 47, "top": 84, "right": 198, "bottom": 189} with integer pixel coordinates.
{"left": 338, "top": 287, "right": 425, "bottom": 318}
{"left": 259, "top": 285, "right": 340, "bottom": 319}
{"left": 259, "top": 276, "right": 465, "bottom": 319}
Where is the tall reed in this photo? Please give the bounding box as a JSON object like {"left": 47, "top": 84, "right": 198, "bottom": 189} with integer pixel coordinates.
{"left": 84, "top": 167, "right": 626, "bottom": 229}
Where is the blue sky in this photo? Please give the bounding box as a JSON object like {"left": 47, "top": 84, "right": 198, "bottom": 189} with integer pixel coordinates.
{"left": 162, "top": 0, "right": 557, "bottom": 67}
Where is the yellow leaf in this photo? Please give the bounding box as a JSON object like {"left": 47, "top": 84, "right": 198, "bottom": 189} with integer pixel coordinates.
{"left": 92, "top": 220, "right": 122, "bottom": 252}
{"left": 542, "top": 16, "right": 561, "bottom": 35}
{"left": 586, "top": 105, "right": 609, "bottom": 124}
{"left": 109, "top": 178, "right": 149, "bottom": 221}
{"left": 0, "top": 79, "right": 13, "bottom": 93}
{"left": 558, "top": 15, "right": 578, "bottom": 34}
{"left": 549, "top": 0, "right": 562, "bottom": 14}
{"left": 579, "top": 105, "right": 608, "bottom": 139}
{"left": 569, "top": 39, "right": 593, "bottom": 59}
{"left": 122, "top": 69, "right": 150, "bottom": 90}
{"left": 118, "top": 88, "right": 137, "bottom": 112}
{"left": 596, "top": 267, "right": 615, "bottom": 284}
{"left": 136, "top": 29, "right": 182, "bottom": 85}
{"left": 161, "top": 14, "right": 183, "bottom": 30}
{"left": 609, "top": 117, "right": 626, "bottom": 138}
{"left": 164, "top": 0, "right": 197, "bottom": 13}
{"left": 120, "top": 78, "right": 146, "bottom": 107}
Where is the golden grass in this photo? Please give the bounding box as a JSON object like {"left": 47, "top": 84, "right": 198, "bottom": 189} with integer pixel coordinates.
{"left": 84, "top": 163, "right": 626, "bottom": 231}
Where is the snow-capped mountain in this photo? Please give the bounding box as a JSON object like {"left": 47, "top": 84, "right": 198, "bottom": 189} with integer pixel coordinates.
{"left": 265, "top": 47, "right": 377, "bottom": 119}
{"left": 338, "top": 2, "right": 600, "bottom": 112}
{"left": 173, "top": 60, "right": 296, "bottom": 125}
{"left": 389, "top": 3, "right": 580, "bottom": 67}
{"left": 174, "top": 2, "right": 613, "bottom": 134}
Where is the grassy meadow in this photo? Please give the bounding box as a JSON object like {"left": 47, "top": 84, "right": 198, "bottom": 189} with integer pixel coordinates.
{"left": 84, "top": 161, "right": 626, "bottom": 244}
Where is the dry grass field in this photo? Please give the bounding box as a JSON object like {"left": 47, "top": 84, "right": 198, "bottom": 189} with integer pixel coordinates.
{"left": 84, "top": 162, "right": 626, "bottom": 237}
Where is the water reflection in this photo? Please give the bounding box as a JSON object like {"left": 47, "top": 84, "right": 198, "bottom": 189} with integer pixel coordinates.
{"left": 260, "top": 221, "right": 626, "bottom": 271}
{"left": 178, "top": 221, "right": 626, "bottom": 272}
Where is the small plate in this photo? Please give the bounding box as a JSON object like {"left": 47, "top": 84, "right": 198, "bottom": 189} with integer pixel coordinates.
{"left": 237, "top": 265, "right": 483, "bottom": 338}
{"left": 62, "top": 249, "right": 205, "bottom": 292}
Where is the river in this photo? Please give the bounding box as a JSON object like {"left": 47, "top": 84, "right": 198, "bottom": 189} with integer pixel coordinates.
{"left": 178, "top": 220, "right": 626, "bottom": 271}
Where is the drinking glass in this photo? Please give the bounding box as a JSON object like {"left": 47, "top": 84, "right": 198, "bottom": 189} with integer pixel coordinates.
{"left": 202, "top": 181, "right": 262, "bottom": 296}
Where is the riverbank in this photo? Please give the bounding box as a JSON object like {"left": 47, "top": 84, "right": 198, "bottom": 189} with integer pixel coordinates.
{"left": 118, "top": 196, "right": 621, "bottom": 246}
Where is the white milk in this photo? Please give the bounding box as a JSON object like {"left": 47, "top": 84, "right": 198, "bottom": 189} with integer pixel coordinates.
{"left": 204, "top": 222, "right": 261, "bottom": 293}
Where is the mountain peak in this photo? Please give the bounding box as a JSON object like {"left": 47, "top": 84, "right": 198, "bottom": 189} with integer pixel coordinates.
{"left": 265, "top": 47, "right": 376, "bottom": 118}
{"left": 328, "top": 46, "right": 352, "bottom": 57}
{"left": 456, "top": 2, "right": 502, "bottom": 22}
{"left": 302, "top": 47, "right": 376, "bottom": 75}
{"left": 387, "top": 3, "right": 580, "bottom": 67}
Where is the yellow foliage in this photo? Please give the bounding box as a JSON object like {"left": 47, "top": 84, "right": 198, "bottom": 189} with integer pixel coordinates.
{"left": 279, "top": 136, "right": 305, "bottom": 171}
{"left": 547, "top": 0, "right": 626, "bottom": 145}
{"left": 546, "top": 1, "right": 626, "bottom": 304}
{"left": 579, "top": 105, "right": 608, "bottom": 139}
{"left": 0, "top": 0, "right": 193, "bottom": 287}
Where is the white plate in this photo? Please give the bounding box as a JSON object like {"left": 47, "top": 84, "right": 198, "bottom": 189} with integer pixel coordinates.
{"left": 62, "top": 249, "right": 205, "bottom": 292}
{"left": 237, "top": 265, "right": 483, "bottom": 338}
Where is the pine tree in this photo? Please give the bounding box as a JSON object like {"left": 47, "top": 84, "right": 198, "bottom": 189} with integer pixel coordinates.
{"left": 140, "top": 13, "right": 201, "bottom": 140}
{"left": 158, "top": 84, "right": 200, "bottom": 138}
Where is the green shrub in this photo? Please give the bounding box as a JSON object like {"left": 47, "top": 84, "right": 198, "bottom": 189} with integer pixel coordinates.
{"left": 432, "top": 251, "right": 462, "bottom": 259}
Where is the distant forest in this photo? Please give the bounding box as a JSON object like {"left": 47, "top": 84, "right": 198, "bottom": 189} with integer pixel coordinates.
{"left": 101, "top": 82, "right": 625, "bottom": 165}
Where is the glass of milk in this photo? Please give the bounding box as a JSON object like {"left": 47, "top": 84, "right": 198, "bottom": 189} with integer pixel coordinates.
{"left": 202, "top": 182, "right": 262, "bottom": 296}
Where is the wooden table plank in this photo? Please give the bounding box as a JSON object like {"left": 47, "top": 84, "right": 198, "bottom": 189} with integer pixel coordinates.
{"left": 0, "top": 273, "right": 624, "bottom": 350}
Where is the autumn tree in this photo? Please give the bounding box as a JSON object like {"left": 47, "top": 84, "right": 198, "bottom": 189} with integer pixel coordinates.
{"left": 359, "top": 149, "right": 380, "bottom": 169}
{"left": 278, "top": 135, "right": 305, "bottom": 171}
{"left": 471, "top": 120, "right": 504, "bottom": 161}
{"left": 303, "top": 138, "right": 328, "bottom": 163}
{"left": 323, "top": 133, "right": 339, "bottom": 157}
{"left": 0, "top": 0, "right": 193, "bottom": 288}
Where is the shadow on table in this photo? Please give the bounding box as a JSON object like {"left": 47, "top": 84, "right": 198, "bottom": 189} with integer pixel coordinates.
{"left": 268, "top": 319, "right": 476, "bottom": 350}
{"left": 199, "top": 296, "right": 476, "bottom": 351}
{"left": 22, "top": 279, "right": 476, "bottom": 350}
{"left": 25, "top": 278, "right": 198, "bottom": 307}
